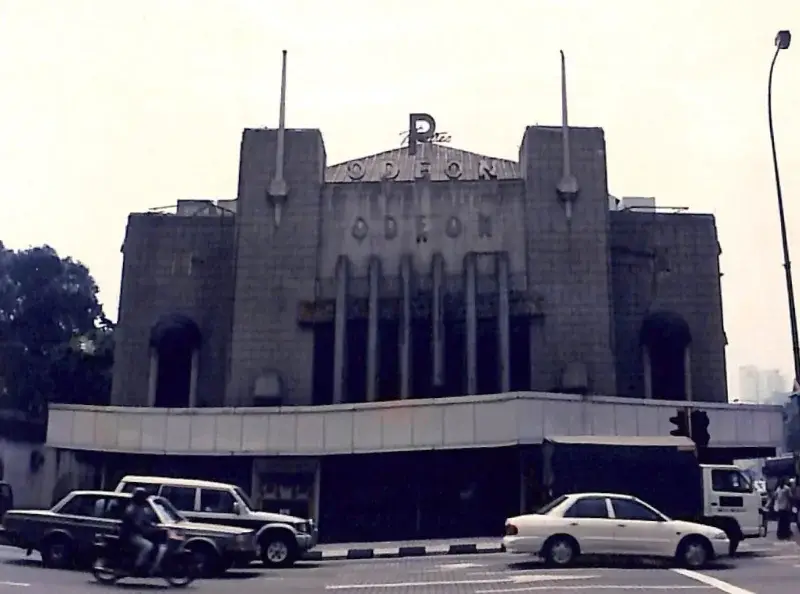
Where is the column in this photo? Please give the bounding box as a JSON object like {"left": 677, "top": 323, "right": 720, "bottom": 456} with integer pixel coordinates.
{"left": 311, "top": 462, "right": 321, "bottom": 522}
{"left": 366, "top": 257, "right": 381, "bottom": 402}
{"left": 465, "top": 253, "right": 477, "bottom": 395}
{"left": 332, "top": 256, "right": 349, "bottom": 404}
{"left": 431, "top": 254, "right": 445, "bottom": 391}
{"left": 684, "top": 345, "right": 693, "bottom": 402}
{"left": 188, "top": 349, "right": 200, "bottom": 407}
{"left": 497, "top": 253, "right": 511, "bottom": 393}
{"left": 147, "top": 348, "right": 159, "bottom": 406}
{"left": 400, "top": 255, "right": 412, "bottom": 399}
{"left": 642, "top": 346, "right": 653, "bottom": 400}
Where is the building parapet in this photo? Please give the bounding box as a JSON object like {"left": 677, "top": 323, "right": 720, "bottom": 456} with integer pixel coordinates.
{"left": 46, "top": 392, "right": 785, "bottom": 456}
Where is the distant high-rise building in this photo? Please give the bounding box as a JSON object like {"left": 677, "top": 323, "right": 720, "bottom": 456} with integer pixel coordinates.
{"left": 763, "top": 369, "right": 786, "bottom": 400}
{"left": 738, "top": 365, "right": 787, "bottom": 403}
{"left": 739, "top": 365, "right": 761, "bottom": 402}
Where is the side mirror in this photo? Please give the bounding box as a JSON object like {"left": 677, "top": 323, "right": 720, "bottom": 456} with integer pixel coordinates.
{"left": 233, "top": 502, "right": 242, "bottom": 515}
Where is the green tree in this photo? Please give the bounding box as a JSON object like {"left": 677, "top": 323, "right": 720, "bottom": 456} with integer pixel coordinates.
{"left": 0, "top": 241, "right": 113, "bottom": 417}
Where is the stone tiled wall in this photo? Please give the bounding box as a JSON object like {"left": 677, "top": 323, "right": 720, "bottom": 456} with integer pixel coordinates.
{"left": 519, "top": 126, "right": 617, "bottom": 395}
{"left": 225, "top": 129, "right": 326, "bottom": 406}
{"left": 610, "top": 211, "right": 727, "bottom": 402}
{"left": 111, "top": 215, "right": 236, "bottom": 406}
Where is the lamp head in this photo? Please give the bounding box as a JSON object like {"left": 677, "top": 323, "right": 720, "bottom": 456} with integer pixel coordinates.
{"left": 776, "top": 30, "right": 791, "bottom": 50}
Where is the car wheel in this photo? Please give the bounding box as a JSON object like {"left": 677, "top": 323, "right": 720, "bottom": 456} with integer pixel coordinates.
{"left": 677, "top": 536, "right": 711, "bottom": 569}
{"left": 41, "top": 534, "right": 74, "bottom": 569}
{"left": 542, "top": 535, "right": 578, "bottom": 567}
{"left": 185, "top": 542, "right": 222, "bottom": 577}
{"left": 260, "top": 533, "right": 297, "bottom": 568}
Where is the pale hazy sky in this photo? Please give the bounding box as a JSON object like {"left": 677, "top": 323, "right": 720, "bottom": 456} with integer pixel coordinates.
{"left": 0, "top": 0, "right": 798, "bottom": 400}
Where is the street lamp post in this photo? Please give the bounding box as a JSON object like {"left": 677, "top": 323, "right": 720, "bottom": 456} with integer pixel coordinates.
{"left": 768, "top": 30, "right": 800, "bottom": 386}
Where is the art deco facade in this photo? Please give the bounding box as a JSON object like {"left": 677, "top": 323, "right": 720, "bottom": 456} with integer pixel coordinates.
{"left": 110, "top": 121, "right": 727, "bottom": 410}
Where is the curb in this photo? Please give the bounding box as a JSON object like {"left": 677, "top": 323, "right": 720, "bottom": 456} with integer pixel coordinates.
{"left": 301, "top": 539, "right": 794, "bottom": 562}
{"left": 304, "top": 543, "right": 505, "bottom": 561}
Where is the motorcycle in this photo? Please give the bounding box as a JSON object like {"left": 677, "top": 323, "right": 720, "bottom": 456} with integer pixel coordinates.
{"left": 91, "top": 528, "right": 196, "bottom": 587}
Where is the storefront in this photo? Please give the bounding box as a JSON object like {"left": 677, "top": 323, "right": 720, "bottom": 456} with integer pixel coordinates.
{"left": 45, "top": 392, "right": 786, "bottom": 542}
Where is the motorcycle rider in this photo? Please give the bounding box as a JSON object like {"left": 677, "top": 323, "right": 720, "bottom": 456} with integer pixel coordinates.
{"left": 121, "top": 488, "right": 161, "bottom": 574}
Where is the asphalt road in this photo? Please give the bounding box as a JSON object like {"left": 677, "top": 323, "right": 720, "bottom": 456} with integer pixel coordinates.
{"left": 0, "top": 544, "right": 798, "bottom": 594}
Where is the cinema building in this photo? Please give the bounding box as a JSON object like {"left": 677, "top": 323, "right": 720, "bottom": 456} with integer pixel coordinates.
{"left": 45, "top": 59, "right": 784, "bottom": 541}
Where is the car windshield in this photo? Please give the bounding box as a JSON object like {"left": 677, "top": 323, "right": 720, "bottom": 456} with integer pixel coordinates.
{"left": 533, "top": 495, "right": 568, "bottom": 515}
{"left": 234, "top": 486, "right": 254, "bottom": 511}
{"left": 150, "top": 497, "right": 185, "bottom": 524}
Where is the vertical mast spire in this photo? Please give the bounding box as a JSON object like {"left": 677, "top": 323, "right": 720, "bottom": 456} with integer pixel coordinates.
{"left": 268, "top": 50, "right": 289, "bottom": 225}
{"left": 556, "top": 50, "right": 580, "bottom": 220}
{"left": 560, "top": 50, "right": 571, "bottom": 178}
{"left": 275, "top": 49, "right": 287, "bottom": 183}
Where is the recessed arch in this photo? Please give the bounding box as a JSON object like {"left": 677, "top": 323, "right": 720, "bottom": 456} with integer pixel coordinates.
{"left": 640, "top": 310, "right": 692, "bottom": 351}
{"left": 148, "top": 314, "right": 202, "bottom": 408}
{"left": 639, "top": 311, "right": 692, "bottom": 401}
{"left": 149, "top": 313, "right": 202, "bottom": 352}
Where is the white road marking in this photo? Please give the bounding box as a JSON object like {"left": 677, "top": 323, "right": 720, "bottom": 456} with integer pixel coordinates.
{"left": 467, "top": 569, "right": 605, "bottom": 576}
{"left": 0, "top": 582, "right": 29, "bottom": 588}
{"left": 672, "top": 569, "right": 756, "bottom": 594}
{"left": 477, "top": 586, "right": 710, "bottom": 593}
{"left": 326, "top": 573, "right": 598, "bottom": 589}
{"left": 433, "top": 562, "right": 485, "bottom": 570}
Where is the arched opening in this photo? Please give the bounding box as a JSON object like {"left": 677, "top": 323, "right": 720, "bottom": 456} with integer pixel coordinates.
{"left": 149, "top": 314, "right": 202, "bottom": 408}
{"left": 640, "top": 311, "right": 692, "bottom": 401}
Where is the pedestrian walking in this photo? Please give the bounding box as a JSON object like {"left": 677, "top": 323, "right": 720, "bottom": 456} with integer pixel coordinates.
{"left": 775, "top": 478, "right": 793, "bottom": 539}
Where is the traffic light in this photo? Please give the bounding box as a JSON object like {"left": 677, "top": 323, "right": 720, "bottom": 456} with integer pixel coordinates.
{"left": 690, "top": 410, "right": 710, "bottom": 448}
{"left": 669, "top": 409, "right": 689, "bottom": 437}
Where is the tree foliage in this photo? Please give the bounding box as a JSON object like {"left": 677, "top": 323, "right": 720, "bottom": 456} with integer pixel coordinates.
{"left": 0, "top": 241, "right": 113, "bottom": 419}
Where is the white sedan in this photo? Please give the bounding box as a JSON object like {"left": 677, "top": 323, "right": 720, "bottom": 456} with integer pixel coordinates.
{"left": 503, "top": 492, "right": 729, "bottom": 569}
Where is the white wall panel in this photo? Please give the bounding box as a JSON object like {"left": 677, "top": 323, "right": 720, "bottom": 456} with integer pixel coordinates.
{"left": 241, "top": 414, "right": 268, "bottom": 452}
{"left": 267, "top": 412, "right": 296, "bottom": 452}
{"left": 443, "top": 403, "right": 475, "bottom": 445}
{"left": 323, "top": 411, "right": 353, "bottom": 453}
{"left": 95, "top": 411, "right": 120, "bottom": 449}
{"left": 72, "top": 410, "right": 95, "bottom": 446}
{"left": 296, "top": 413, "right": 325, "bottom": 453}
{"left": 141, "top": 414, "right": 167, "bottom": 451}
{"left": 411, "top": 406, "right": 443, "bottom": 448}
{"left": 46, "top": 393, "right": 787, "bottom": 455}
{"left": 117, "top": 413, "right": 142, "bottom": 450}
{"left": 214, "top": 413, "right": 243, "bottom": 452}
{"left": 382, "top": 408, "right": 412, "bottom": 450}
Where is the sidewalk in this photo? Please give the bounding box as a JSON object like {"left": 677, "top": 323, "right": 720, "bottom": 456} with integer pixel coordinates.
{"left": 303, "top": 537, "right": 504, "bottom": 560}
{"left": 739, "top": 533, "right": 800, "bottom": 554}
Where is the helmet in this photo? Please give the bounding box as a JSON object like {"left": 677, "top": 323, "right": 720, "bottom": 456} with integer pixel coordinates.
{"left": 132, "top": 488, "right": 148, "bottom": 505}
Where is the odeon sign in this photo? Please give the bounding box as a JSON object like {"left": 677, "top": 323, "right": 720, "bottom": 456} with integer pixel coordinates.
{"left": 343, "top": 113, "right": 500, "bottom": 183}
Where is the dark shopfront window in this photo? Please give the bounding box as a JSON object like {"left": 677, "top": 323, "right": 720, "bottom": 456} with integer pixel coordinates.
{"left": 318, "top": 448, "right": 520, "bottom": 543}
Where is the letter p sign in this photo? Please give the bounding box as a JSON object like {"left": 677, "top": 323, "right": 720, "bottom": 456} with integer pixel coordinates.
{"left": 408, "top": 113, "right": 436, "bottom": 156}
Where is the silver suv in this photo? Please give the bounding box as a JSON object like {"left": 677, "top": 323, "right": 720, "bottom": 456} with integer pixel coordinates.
{"left": 115, "top": 475, "right": 317, "bottom": 568}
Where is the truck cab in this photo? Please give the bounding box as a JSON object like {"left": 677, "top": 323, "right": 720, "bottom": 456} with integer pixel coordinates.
{"left": 700, "top": 464, "right": 765, "bottom": 548}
